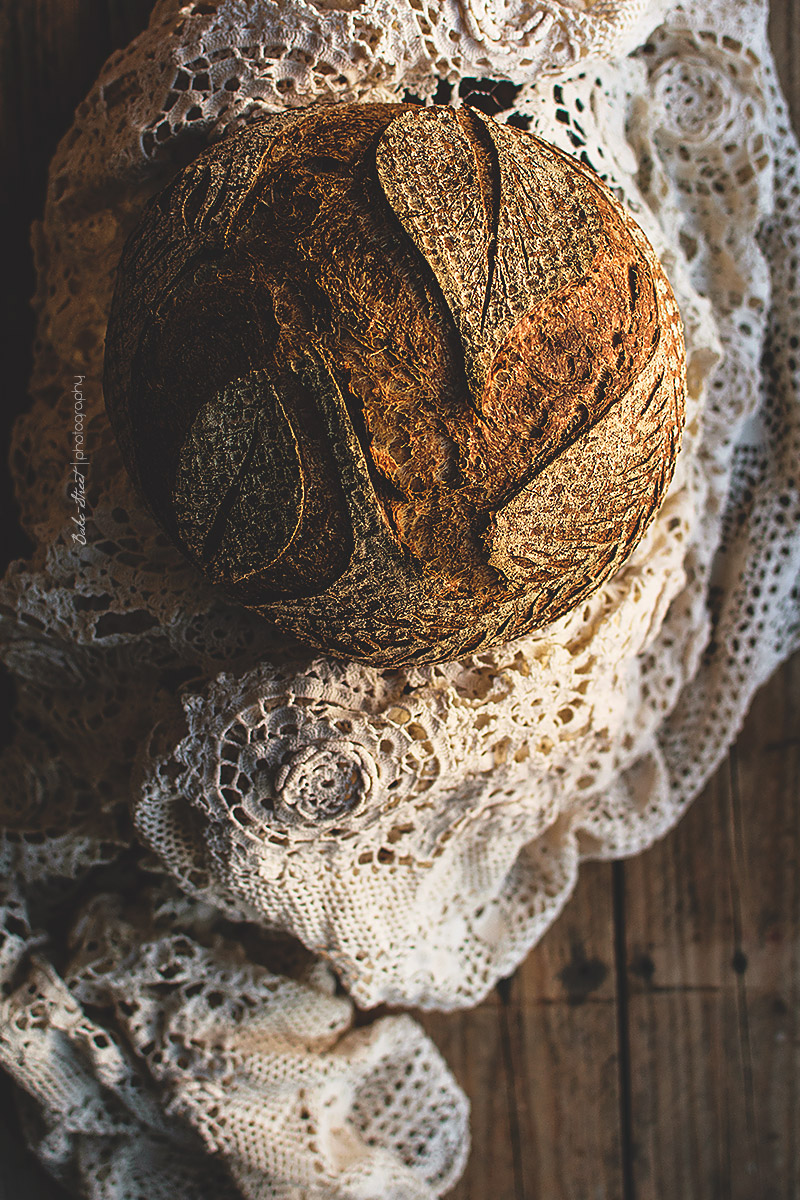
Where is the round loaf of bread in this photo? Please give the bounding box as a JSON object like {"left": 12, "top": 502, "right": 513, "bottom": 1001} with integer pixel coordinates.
{"left": 104, "top": 102, "right": 686, "bottom": 666}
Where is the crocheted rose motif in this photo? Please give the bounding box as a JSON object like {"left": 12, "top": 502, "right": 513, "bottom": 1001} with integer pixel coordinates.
{"left": 274, "top": 742, "right": 374, "bottom": 822}
{"left": 168, "top": 668, "right": 449, "bottom": 856}
{"left": 652, "top": 55, "right": 738, "bottom": 143}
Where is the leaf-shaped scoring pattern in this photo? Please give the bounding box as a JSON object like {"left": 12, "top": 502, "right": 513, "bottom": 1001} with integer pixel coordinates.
{"left": 172, "top": 372, "right": 304, "bottom": 583}
{"left": 375, "top": 106, "right": 602, "bottom": 394}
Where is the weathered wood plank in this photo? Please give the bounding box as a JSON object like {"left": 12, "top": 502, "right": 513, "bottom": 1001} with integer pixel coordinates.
{"left": 769, "top": 0, "right": 800, "bottom": 131}
{"left": 731, "top": 653, "right": 800, "bottom": 1193}
{"left": 421, "top": 861, "right": 625, "bottom": 1200}
{"left": 621, "top": 766, "right": 763, "bottom": 1197}
{"left": 621, "top": 652, "right": 800, "bottom": 1200}
{"left": 421, "top": 1005, "right": 522, "bottom": 1199}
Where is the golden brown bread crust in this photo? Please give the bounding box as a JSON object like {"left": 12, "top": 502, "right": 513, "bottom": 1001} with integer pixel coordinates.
{"left": 103, "top": 101, "right": 686, "bottom": 666}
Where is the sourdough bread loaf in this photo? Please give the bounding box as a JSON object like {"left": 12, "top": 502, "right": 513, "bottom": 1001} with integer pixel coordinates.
{"left": 103, "top": 102, "right": 686, "bottom": 666}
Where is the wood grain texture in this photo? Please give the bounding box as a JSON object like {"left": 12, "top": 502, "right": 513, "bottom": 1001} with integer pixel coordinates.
{"left": 1, "top": 2, "right": 799, "bottom": 1199}
{"left": 420, "top": 861, "right": 626, "bottom": 1200}
{"left": 621, "top": 653, "right": 800, "bottom": 1200}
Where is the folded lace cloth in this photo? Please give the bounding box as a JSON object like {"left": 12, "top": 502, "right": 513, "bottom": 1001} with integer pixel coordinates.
{"left": 0, "top": 876, "right": 468, "bottom": 1198}
{"left": 1, "top": 0, "right": 799, "bottom": 1193}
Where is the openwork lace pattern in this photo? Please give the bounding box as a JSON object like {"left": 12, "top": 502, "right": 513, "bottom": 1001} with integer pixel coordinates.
{"left": 1, "top": 0, "right": 799, "bottom": 1194}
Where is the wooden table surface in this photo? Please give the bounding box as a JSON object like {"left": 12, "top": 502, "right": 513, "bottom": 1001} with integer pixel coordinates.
{"left": 1, "top": 2, "right": 798, "bottom": 1198}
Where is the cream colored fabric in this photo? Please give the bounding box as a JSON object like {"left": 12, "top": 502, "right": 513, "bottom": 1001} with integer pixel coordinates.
{"left": 0, "top": 880, "right": 468, "bottom": 1197}
{"left": 2, "top": 0, "right": 799, "bottom": 1193}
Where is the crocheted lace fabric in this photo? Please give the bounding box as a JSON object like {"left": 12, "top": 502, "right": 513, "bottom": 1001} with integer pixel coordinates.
{"left": 2, "top": 0, "right": 799, "bottom": 1193}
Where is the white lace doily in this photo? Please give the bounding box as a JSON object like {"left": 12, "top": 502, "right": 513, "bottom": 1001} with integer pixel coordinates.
{"left": 2, "top": 0, "right": 799, "bottom": 1195}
